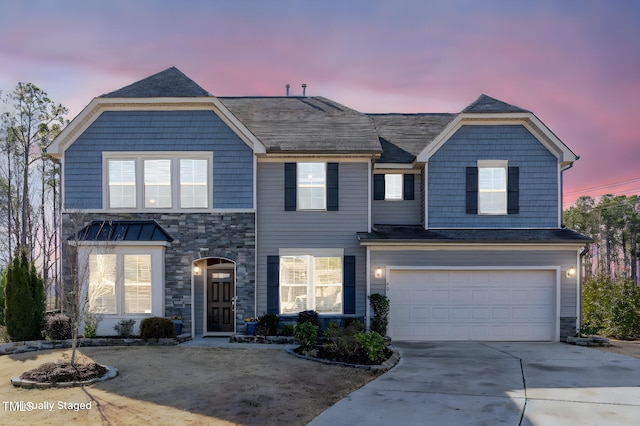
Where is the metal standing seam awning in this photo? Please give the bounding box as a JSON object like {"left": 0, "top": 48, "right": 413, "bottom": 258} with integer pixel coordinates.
{"left": 70, "top": 220, "right": 174, "bottom": 243}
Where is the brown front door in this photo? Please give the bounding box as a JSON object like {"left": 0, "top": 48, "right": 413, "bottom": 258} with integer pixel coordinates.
{"left": 207, "top": 269, "right": 234, "bottom": 332}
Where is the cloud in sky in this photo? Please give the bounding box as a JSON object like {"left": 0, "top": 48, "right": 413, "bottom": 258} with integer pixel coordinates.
{"left": 1, "top": 0, "right": 638, "bottom": 205}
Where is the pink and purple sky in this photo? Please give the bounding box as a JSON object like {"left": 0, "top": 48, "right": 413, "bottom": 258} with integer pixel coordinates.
{"left": 1, "top": 0, "right": 638, "bottom": 207}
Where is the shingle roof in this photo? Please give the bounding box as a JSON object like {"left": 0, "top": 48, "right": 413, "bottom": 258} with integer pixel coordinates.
{"left": 462, "top": 94, "right": 529, "bottom": 114}
{"left": 71, "top": 220, "right": 174, "bottom": 242}
{"left": 357, "top": 225, "right": 593, "bottom": 244}
{"left": 368, "top": 113, "right": 456, "bottom": 163}
{"left": 100, "top": 67, "right": 212, "bottom": 98}
{"left": 220, "top": 96, "right": 382, "bottom": 153}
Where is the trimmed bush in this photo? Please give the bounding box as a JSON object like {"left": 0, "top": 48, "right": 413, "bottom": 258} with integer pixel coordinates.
{"left": 258, "top": 313, "right": 279, "bottom": 336}
{"left": 369, "top": 293, "right": 389, "bottom": 336}
{"left": 297, "top": 310, "right": 320, "bottom": 328}
{"left": 45, "top": 314, "right": 72, "bottom": 340}
{"left": 139, "top": 317, "right": 176, "bottom": 340}
{"left": 83, "top": 316, "right": 98, "bottom": 338}
{"left": 280, "top": 323, "right": 295, "bottom": 336}
{"left": 294, "top": 322, "right": 318, "bottom": 348}
{"left": 356, "top": 331, "right": 386, "bottom": 363}
{"left": 114, "top": 319, "right": 136, "bottom": 338}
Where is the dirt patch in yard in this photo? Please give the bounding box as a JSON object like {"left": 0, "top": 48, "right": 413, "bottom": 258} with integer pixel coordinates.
{"left": 0, "top": 346, "right": 379, "bottom": 425}
{"left": 591, "top": 338, "right": 640, "bottom": 359}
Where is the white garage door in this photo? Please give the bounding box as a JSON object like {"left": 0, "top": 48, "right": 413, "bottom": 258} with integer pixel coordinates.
{"left": 387, "top": 269, "right": 557, "bottom": 341}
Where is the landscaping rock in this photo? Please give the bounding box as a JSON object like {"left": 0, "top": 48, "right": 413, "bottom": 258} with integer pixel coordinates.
{"left": 566, "top": 336, "right": 610, "bottom": 347}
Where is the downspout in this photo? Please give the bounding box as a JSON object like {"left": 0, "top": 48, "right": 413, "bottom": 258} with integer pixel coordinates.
{"left": 254, "top": 154, "right": 259, "bottom": 322}
{"left": 366, "top": 246, "right": 371, "bottom": 331}
{"left": 577, "top": 245, "right": 590, "bottom": 335}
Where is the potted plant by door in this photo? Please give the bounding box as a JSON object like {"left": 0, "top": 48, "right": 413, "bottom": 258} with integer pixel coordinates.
{"left": 244, "top": 317, "right": 258, "bottom": 336}
{"left": 171, "top": 315, "right": 183, "bottom": 335}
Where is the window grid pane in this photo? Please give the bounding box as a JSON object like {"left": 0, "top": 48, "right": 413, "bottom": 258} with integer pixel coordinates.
{"left": 180, "top": 159, "right": 208, "bottom": 208}
{"left": 108, "top": 160, "right": 136, "bottom": 208}
{"left": 314, "top": 257, "right": 342, "bottom": 314}
{"left": 384, "top": 174, "right": 403, "bottom": 200}
{"left": 479, "top": 167, "right": 507, "bottom": 214}
{"left": 88, "top": 254, "right": 117, "bottom": 314}
{"left": 279, "top": 255, "right": 342, "bottom": 314}
{"left": 124, "top": 255, "right": 152, "bottom": 314}
{"left": 144, "top": 160, "right": 172, "bottom": 208}
{"left": 298, "top": 163, "right": 326, "bottom": 210}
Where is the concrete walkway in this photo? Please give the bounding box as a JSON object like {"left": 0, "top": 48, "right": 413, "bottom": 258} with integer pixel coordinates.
{"left": 309, "top": 341, "right": 640, "bottom": 426}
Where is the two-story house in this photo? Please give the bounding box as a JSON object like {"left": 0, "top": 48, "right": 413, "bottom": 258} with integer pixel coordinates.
{"left": 49, "top": 67, "right": 590, "bottom": 341}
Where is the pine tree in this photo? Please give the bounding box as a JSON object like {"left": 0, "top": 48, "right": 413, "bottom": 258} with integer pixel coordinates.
{"left": 4, "top": 247, "right": 45, "bottom": 341}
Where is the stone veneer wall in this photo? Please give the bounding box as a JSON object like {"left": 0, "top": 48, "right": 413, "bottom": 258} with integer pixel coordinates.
{"left": 560, "top": 316, "right": 577, "bottom": 341}
{"left": 62, "top": 212, "right": 255, "bottom": 334}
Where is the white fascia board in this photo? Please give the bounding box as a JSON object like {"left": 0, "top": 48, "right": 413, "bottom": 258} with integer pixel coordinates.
{"left": 416, "top": 112, "right": 578, "bottom": 164}
{"left": 373, "top": 163, "right": 415, "bottom": 170}
{"left": 364, "top": 242, "right": 588, "bottom": 251}
{"left": 47, "top": 97, "right": 266, "bottom": 157}
{"left": 257, "top": 154, "right": 373, "bottom": 162}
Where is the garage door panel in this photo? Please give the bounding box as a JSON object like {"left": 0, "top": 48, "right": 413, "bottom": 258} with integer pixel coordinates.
{"left": 431, "top": 290, "right": 449, "bottom": 303}
{"left": 388, "top": 269, "right": 556, "bottom": 341}
{"left": 472, "top": 308, "right": 490, "bottom": 319}
{"left": 472, "top": 290, "right": 490, "bottom": 303}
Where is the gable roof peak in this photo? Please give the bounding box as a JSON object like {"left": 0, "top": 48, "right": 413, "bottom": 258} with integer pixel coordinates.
{"left": 100, "top": 66, "right": 212, "bottom": 98}
{"left": 463, "top": 94, "right": 529, "bottom": 114}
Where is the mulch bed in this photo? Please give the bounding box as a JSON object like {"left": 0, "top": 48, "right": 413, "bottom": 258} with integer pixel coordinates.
{"left": 19, "top": 361, "right": 108, "bottom": 384}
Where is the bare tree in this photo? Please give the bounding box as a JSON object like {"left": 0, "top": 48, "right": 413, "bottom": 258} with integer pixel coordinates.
{"left": 1, "top": 82, "right": 66, "bottom": 258}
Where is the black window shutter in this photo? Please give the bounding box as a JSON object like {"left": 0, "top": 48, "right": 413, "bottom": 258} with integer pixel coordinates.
{"left": 327, "top": 163, "right": 339, "bottom": 211}
{"left": 267, "top": 256, "right": 280, "bottom": 314}
{"left": 343, "top": 255, "right": 356, "bottom": 314}
{"left": 403, "top": 174, "right": 415, "bottom": 200}
{"left": 466, "top": 167, "right": 478, "bottom": 214}
{"left": 373, "top": 174, "right": 385, "bottom": 200}
{"left": 507, "top": 166, "right": 520, "bottom": 214}
{"left": 284, "top": 163, "right": 297, "bottom": 211}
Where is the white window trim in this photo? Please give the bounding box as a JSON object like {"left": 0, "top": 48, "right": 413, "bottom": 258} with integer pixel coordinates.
{"left": 278, "top": 248, "right": 344, "bottom": 315}
{"left": 78, "top": 245, "right": 165, "bottom": 318}
{"left": 297, "top": 162, "right": 327, "bottom": 211}
{"left": 477, "top": 160, "right": 508, "bottom": 215}
{"left": 384, "top": 174, "right": 403, "bottom": 201}
{"left": 103, "top": 152, "right": 213, "bottom": 212}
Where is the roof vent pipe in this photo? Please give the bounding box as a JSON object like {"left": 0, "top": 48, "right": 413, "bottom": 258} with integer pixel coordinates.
{"left": 286, "top": 84, "right": 290, "bottom": 96}
{"left": 302, "top": 83, "right": 307, "bottom": 97}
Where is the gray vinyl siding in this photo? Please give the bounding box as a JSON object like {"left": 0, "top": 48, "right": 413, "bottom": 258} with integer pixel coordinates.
{"left": 372, "top": 173, "right": 421, "bottom": 225}
{"left": 64, "top": 110, "right": 254, "bottom": 209}
{"left": 428, "top": 125, "right": 558, "bottom": 228}
{"left": 256, "top": 161, "right": 369, "bottom": 316}
{"left": 368, "top": 249, "right": 577, "bottom": 317}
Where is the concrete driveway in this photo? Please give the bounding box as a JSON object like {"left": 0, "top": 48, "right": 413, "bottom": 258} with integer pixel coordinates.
{"left": 309, "top": 341, "right": 640, "bottom": 426}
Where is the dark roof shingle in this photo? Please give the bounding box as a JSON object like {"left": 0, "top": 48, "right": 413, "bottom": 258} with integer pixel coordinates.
{"left": 368, "top": 113, "right": 455, "bottom": 162}
{"left": 358, "top": 225, "right": 593, "bottom": 244}
{"left": 462, "top": 94, "right": 529, "bottom": 114}
{"left": 100, "top": 67, "right": 212, "bottom": 98}
{"left": 220, "top": 96, "right": 382, "bottom": 153}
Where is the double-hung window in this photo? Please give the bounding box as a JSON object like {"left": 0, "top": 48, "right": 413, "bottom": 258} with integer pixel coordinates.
{"left": 384, "top": 174, "right": 403, "bottom": 200}
{"left": 285, "top": 162, "right": 339, "bottom": 211}
{"left": 83, "top": 246, "right": 165, "bottom": 316}
{"left": 373, "top": 173, "right": 415, "bottom": 201}
{"left": 105, "top": 153, "right": 212, "bottom": 210}
{"left": 297, "top": 162, "right": 326, "bottom": 210}
{"left": 279, "top": 249, "right": 343, "bottom": 314}
{"left": 108, "top": 160, "right": 136, "bottom": 208}
{"left": 477, "top": 160, "right": 507, "bottom": 215}
{"left": 88, "top": 253, "right": 152, "bottom": 315}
